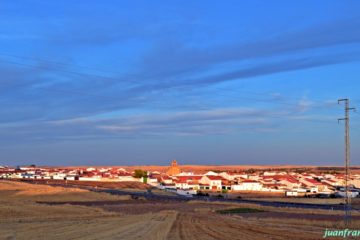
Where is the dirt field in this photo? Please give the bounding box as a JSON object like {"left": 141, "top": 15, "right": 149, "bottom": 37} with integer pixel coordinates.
{"left": 1, "top": 180, "right": 360, "bottom": 240}
{"left": 16, "top": 179, "right": 150, "bottom": 190}
{"left": 0, "top": 180, "right": 174, "bottom": 240}
{"left": 244, "top": 197, "right": 360, "bottom": 211}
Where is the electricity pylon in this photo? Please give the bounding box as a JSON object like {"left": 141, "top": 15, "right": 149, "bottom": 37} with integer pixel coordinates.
{"left": 338, "top": 98, "right": 356, "bottom": 227}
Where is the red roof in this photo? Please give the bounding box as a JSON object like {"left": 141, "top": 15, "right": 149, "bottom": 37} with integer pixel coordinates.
{"left": 303, "top": 178, "right": 322, "bottom": 185}
{"left": 322, "top": 182, "right": 335, "bottom": 187}
{"left": 188, "top": 181, "right": 199, "bottom": 185}
{"left": 262, "top": 183, "right": 286, "bottom": 188}
{"left": 175, "top": 176, "right": 202, "bottom": 181}
{"left": 263, "top": 175, "right": 299, "bottom": 183}
{"left": 118, "top": 172, "right": 132, "bottom": 176}
{"left": 242, "top": 180, "right": 259, "bottom": 183}
{"left": 206, "top": 176, "right": 225, "bottom": 181}
{"left": 221, "top": 180, "right": 231, "bottom": 185}
{"left": 175, "top": 179, "right": 188, "bottom": 184}
{"left": 324, "top": 179, "right": 336, "bottom": 183}
{"left": 281, "top": 177, "right": 299, "bottom": 183}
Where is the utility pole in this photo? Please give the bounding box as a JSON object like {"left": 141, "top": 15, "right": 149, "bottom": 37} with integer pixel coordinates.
{"left": 338, "top": 98, "right": 356, "bottom": 227}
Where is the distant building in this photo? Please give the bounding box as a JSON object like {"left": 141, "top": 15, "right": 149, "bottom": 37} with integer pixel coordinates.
{"left": 232, "top": 180, "right": 263, "bottom": 191}
{"left": 166, "top": 160, "right": 181, "bottom": 176}
{"left": 200, "top": 175, "right": 224, "bottom": 191}
{"left": 204, "top": 171, "right": 218, "bottom": 176}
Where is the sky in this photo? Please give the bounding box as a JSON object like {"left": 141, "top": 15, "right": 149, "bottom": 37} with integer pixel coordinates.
{"left": 0, "top": 0, "right": 360, "bottom": 166}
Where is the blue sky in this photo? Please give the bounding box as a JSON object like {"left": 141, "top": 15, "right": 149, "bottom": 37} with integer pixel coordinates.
{"left": 0, "top": 0, "right": 360, "bottom": 166}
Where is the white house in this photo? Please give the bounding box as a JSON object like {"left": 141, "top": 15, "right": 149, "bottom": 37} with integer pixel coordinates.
{"left": 78, "top": 176, "right": 102, "bottom": 181}
{"left": 219, "top": 172, "right": 247, "bottom": 181}
{"left": 300, "top": 178, "right": 323, "bottom": 193}
{"left": 118, "top": 175, "right": 138, "bottom": 182}
{"left": 231, "top": 180, "right": 262, "bottom": 191}
{"left": 160, "top": 176, "right": 173, "bottom": 184}
{"left": 177, "top": 172, "right": 195, "bottom": 176}
{"left": 200, "top": 175, "right": 223, "bottom": 191}
{"left": 204, "top": 171, "right": 218, "bottom": 176}
{"left": 147, "top": 177, "right": 159, "bottom": 185}
{"left": 52, "top": 173, "right": 67, "bottom": 180}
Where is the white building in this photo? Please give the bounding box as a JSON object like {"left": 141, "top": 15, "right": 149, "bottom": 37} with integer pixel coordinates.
{"left": 231, "top": 180, "right": 262, "bottom": 191}
{"left": 204, "top": 171, "right": 218, "bottom": 176}
{"left": 200, "top": 175, "right": 223, "bottom": 191}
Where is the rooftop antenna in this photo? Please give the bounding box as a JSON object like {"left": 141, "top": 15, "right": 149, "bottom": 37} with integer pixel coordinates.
{"left": 338, "top": 98, "right": 356, "bottom": 227}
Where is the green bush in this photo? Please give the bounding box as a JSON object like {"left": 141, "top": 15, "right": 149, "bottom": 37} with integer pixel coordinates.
{"left": 143, "top": 176, "right": 148, "bottom": 184}
{"left": 133, "top": 169, "right": 148, "bottom": 178}
{"left": 216, "top": 208, "right": 265, "bottom": 214}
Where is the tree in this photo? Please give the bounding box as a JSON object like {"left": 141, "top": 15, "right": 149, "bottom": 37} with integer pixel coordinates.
{"left": 133, "top": 169, "right": 148, "bottom": 178}
{"left": 245, "top": 168, "right": 256, "bottom": 174}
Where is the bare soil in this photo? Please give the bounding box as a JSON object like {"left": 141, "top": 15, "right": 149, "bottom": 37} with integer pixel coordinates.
{"left": 17, "top": 178, "right": 150, "bottom": 190}
{"left": 1, "top": 180, "right": 360, "bottom": 240}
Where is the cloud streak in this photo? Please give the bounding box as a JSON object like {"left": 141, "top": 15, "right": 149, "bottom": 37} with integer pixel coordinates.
{"left": 138, "top": 17, "right": 360, "bottom": 79}
{"left": 0, "top": 13, "right": 359, "bottom": 145}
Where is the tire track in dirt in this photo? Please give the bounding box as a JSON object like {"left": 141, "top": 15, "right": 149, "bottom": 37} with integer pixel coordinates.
{"left": 166, "top": 212, "right": 327, "bottom": 240}
{"left": 0, "top": 211, "right": 178, "bottom": 240}
{"left": 113, "top": 211, "right": 177, "bottom": 240}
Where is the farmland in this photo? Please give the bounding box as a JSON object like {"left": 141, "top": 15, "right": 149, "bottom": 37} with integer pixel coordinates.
{"left": 1, "top": 180, "right": 360, "bottom": 240}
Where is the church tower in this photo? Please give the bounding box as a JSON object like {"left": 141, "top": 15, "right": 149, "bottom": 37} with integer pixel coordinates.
{"left": 166, "top": 159, "right": 181, "bottom": 176}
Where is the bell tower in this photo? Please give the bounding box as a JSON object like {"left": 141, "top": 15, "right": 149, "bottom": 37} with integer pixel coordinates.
{"left": 166, "top": 159, "right": 181, "bottom": 176}
{"left": 171, "top": 160, "right": 178, "bottom": 167}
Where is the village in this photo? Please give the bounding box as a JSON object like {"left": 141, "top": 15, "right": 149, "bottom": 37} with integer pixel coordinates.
{"left": 1, "top": 160, "right": 360, "bottom": 198}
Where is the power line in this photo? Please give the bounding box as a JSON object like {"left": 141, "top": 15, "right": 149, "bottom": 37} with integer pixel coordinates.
{"left": 338, "top": 98, "right": 356, "bottom": 227}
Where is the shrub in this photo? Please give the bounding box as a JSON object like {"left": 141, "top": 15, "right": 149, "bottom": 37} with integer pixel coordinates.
{"left": 133, "top": 169, "right": 147, "bottom": 178}
{"left": 216, "top": 208, "right": 265, "bottom": 214}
